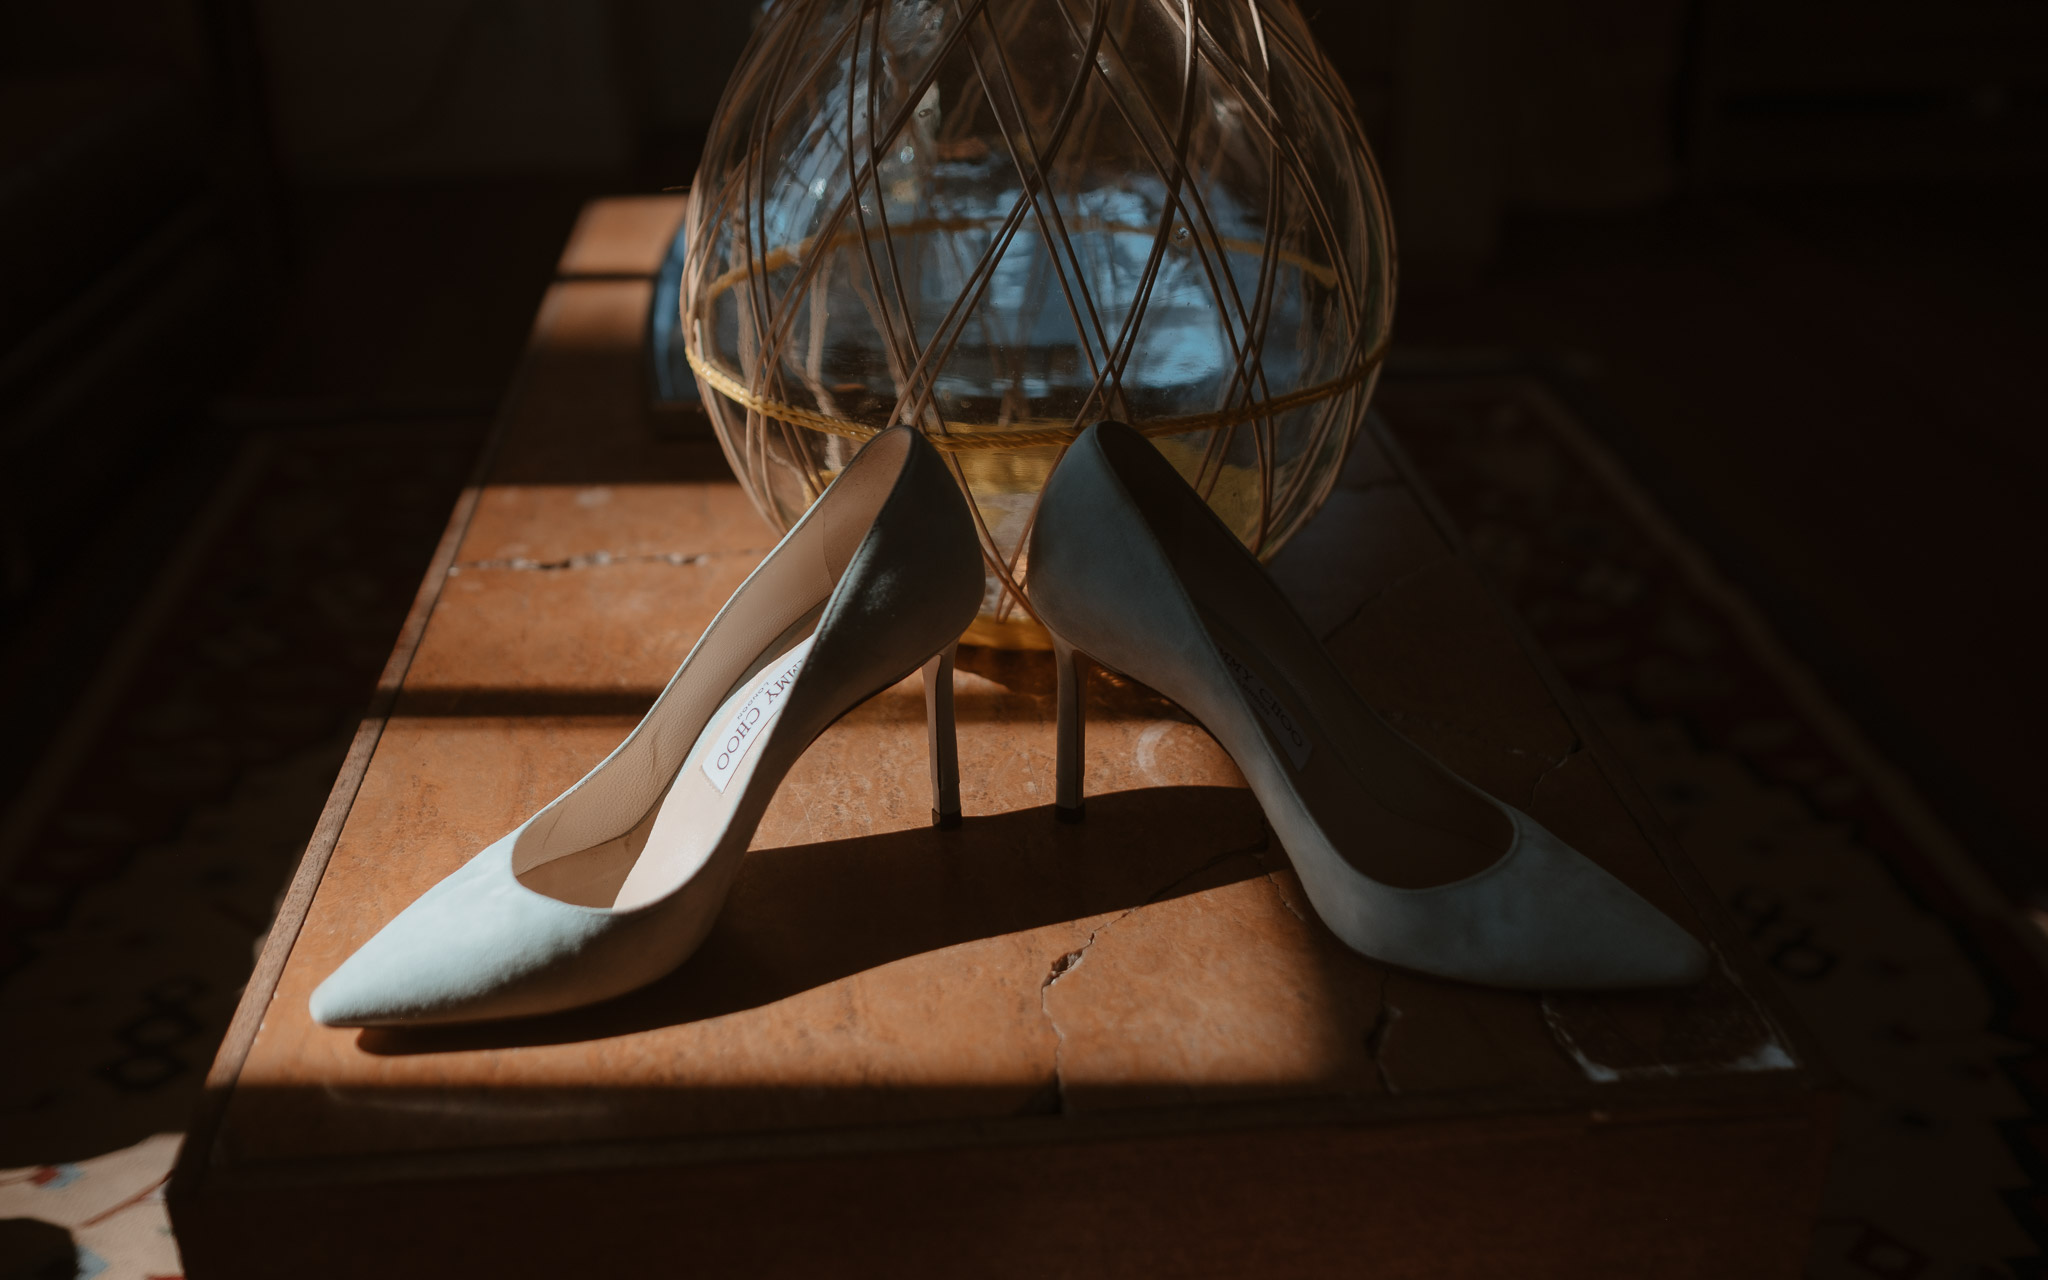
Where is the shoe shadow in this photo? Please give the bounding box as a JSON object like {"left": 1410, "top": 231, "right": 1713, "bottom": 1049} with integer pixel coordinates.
{"left": 356, "top": 785, "right": 1267, "bottom": 1055}
{"left": 390, "top": 641, "right": 1183, "bottom": 720}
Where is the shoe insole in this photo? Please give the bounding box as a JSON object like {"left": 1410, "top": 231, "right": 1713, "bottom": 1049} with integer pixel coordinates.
{"left": 516, "top": 633, "right": 816, "bottom": 911}
{"left": 1198, "top": 607, "right": 1510, "bottom": 889}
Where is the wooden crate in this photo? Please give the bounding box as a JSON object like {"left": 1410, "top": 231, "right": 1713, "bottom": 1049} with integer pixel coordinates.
{"left": 168, "top": 197, "right": 1831, "bottom": 1278}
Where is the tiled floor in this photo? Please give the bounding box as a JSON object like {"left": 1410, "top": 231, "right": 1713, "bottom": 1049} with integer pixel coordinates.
{"left": 0, "top": 181, "right": 599, "bottom": 829}
{"left": 1397, "top": 178, "right": 2048, "bottom": 904}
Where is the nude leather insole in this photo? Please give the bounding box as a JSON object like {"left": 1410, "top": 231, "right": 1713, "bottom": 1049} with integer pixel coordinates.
{"left": 516, "top": 632, "right": 816, "bottom": 911}
{"left": 1198, "top": 607, "right": 1510, "bottom": 889}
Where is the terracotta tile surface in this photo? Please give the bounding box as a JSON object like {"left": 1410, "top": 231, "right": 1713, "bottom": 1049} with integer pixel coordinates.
{"left": 1047, "top": 860, "right": 1393, "bottom": 1113}
{"left": 215, "top": 198, "right": 1796, "bottom": 1169}
{"left": 457, "top": 482, "right": 769, "bottom": 567}
{"left": 489, "top": 279, "right": 734, "bottom": 488}
{"left": 410, "top": 560, "right": 765, "bottom": 710}
{"left": 554, "top": 194, "right": 688, "bottom": 278}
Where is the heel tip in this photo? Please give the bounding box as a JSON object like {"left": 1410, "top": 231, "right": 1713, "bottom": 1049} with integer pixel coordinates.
{"left": 932, "top": 809, "right": 963, "bottom": 830}
{"left": 1054, "top": 803, "right": 1085, "bottom": 825}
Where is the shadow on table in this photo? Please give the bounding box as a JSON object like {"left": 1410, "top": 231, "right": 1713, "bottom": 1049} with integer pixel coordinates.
{"left": 356, "top": 784, "right": 1271, "bottom": 1055}
{"left": 385, "top": 643, "right": 1186, "bottom": 721}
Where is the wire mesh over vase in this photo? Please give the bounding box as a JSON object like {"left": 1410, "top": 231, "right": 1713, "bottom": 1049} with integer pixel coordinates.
{"left": 682, "top": 0, "right": 1395, "bottom": 647}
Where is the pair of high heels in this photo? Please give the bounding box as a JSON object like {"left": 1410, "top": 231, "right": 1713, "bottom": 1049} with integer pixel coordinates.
{"left": 310, "top": 424, "right": 1706, "bottom": 1028}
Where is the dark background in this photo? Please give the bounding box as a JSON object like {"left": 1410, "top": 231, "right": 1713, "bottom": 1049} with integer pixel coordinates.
{"left": 2, "top": 0, "right": 2043, "bottom": 904}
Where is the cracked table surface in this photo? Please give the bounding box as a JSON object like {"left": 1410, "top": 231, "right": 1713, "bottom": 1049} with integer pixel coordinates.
{"left": 202, "top": 197, "right": 1812, "bottom": 1172}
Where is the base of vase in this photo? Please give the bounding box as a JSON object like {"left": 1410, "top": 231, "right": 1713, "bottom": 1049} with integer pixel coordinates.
{"left": 961, "top": 613, "right": 1053, "bottom": 650}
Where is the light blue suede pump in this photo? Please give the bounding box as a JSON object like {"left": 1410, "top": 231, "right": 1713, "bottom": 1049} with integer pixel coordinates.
{"left": 1025, "top": 422, "right": 1709, "bottom": 990}
{"left": 310, "top": 426, "right": 984, "bottom": 1026}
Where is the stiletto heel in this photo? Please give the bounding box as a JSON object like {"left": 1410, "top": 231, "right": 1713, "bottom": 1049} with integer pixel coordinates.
{"left": 1052, "top": 636, "right": 1086, "bottom": 823}
{"left": 923, "top": 642, "right": 962, "bottom": 828}
{"left": 1024, "top": 422, "right": 1709, "bottom": 990}
{"left": 309, "top": 425, "right": 985, "bottom": 1026}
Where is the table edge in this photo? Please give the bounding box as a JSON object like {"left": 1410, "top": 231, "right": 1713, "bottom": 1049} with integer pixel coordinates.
{"left": 170, "top": 284, "right": 556, "bottom": 1199}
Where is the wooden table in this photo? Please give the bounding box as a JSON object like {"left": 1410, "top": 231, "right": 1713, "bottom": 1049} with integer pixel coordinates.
{"left": 168, "top": 196, "right": 1832, "bottom": 1277}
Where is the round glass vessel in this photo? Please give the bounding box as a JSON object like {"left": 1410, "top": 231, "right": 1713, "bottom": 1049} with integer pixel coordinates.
{"left": 683, "top": 0, "right": 1395, "bottom": 646}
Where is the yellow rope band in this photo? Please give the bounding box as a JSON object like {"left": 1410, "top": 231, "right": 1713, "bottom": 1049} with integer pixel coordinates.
{"left": 684, "top": 338, "right": 1384, "bottom": 452}
{"left": 682, "top": 216, "right": 1384, "bottom": 452}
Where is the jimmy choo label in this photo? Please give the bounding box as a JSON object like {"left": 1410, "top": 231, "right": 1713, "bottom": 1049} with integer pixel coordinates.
{"left": 1218, "top": 646, "right": 1312, "bottom": 771}
{"left": 701, "top": 636, "right": 815, "bottom": 793}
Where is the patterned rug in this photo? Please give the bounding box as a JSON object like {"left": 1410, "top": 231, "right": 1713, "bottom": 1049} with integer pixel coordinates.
{"left": 1376, "top": 369, "right": 2045, "bottom": 1279}
{"left": 0, "top": 379, "right": 2040, "bottom": 1278}
{"left": 0, "top": 421, "right": 484, "bottom": 1280}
